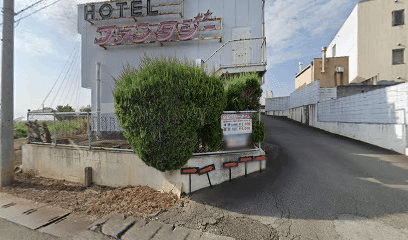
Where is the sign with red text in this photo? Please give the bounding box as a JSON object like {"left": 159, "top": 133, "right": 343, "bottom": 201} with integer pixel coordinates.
{"left": 94, "top": 10, "right": 221, "bottom": 47}
{"left": 221, "top": 113, "right": 252, "bottom": 136}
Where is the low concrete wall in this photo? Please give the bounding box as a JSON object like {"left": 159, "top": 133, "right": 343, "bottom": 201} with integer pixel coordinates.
{"left": 22, "top": 144, "right": 266, "bottom": 194}
{"left": 314, "top": 121, "right": 407, "bottom": 155}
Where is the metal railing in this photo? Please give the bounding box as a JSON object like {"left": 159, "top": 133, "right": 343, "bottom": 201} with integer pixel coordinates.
{"left": 203, "top": 37, "right": 266, "bottom": 74}
{"left": 26, "top": 111, "right": 261, "bottom": 154}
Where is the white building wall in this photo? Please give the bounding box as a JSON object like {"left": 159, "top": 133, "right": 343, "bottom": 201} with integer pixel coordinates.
{"left": 78, "top": 0, "right": 265, "bottom": 113}
{"left": 327, "top": 5, "right": 358, "bottom": 83}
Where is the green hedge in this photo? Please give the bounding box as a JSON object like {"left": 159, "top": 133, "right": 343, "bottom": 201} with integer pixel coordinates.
{"left": 224, "top": 72, "right": 266, "bottom": 145}
{"left": 14, "top": 122, "right": 28, "bottom": 139}
{"left": 114, "top": 58, "right": 225, "bottom": 171}
{"left": 224, "top": 72, "right": 262, "bottom": 111}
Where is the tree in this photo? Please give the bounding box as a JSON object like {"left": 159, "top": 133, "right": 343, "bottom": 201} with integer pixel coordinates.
{"left": 56, "top": 104, "right": 75, "bottom": 112}
{"left": 80, "top": 105, "right": 91, "bottom": 113}
{"left": 55, "top": 104, "right": 75, "bottom": 121}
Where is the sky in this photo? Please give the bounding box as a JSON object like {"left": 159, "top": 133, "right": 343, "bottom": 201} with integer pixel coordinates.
{"left": 0, "top": 0, "right": 359, "bottom": 119}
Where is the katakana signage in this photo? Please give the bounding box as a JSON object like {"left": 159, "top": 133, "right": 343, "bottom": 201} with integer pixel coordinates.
{"left": 94, "top": 10, "right": 221, "bottom": 47}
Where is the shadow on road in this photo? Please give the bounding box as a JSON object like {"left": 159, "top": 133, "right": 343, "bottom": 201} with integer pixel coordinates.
{"left": 190, "top": 115, "right": 408, "bottom": 220}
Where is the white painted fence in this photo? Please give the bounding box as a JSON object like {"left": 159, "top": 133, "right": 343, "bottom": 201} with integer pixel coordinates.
{"left": 266, "top": 82, "right": 408, "bottom": 155}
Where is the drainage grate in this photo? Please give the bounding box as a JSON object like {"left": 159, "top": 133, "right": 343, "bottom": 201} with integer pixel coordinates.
{"left": 1, "top": 202, "right": 16, "bottom": 208}
{"left": 23, "top": 209, "right": 37, "bottom": 215}
{"left": 34, "top": 213, "right": 71, "bottom": 230}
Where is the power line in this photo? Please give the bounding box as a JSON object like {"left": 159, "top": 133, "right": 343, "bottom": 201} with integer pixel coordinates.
{"left": 15, "top": 0, "right": 47, "bottom": 16}
{"left": 0, "top": 0, "right": 62, "bottom": 27}
{"left": 41, "top": 43, "right": 79, "bottom": 108}
{"left": 14, "top": 0, "right": 63, "bottom": 24}
{"left": 49, "top": 47, "right": 80, "bottom": 107}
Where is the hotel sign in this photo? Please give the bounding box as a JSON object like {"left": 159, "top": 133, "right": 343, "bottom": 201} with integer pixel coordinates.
{"left": 94, "top": 10, "right": 221, "bottom": 47}
{"left": 84, "top": 0, "right": 183, "bottom": 21}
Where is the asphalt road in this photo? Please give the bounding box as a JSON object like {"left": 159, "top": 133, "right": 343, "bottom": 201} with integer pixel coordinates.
{"left": 191, "top": 115, "right": 408, "bottom": 239}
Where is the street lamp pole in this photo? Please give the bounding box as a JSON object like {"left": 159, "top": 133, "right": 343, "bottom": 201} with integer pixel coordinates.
{"left": 0, "top": 0, "right": 15, "bottom": 186}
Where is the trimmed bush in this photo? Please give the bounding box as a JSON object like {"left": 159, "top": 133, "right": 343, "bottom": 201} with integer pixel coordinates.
{"left": 114, "top": 58, "right": 226, "bottom": 171}
{"left": 252, "top": 113, "right": 266, "bottom": 143}
{"left": 224, "top": 72, "right": 262, "bottom": 111}
{"left": 224, "top": 72, "right": 266, "bottom": 145}
{"left": 197, "top": 118, "right": 224, "bottom": 152}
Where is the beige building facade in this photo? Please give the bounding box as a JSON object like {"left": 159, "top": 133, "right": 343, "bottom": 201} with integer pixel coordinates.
{"left": 295, "top": 55, "right": 349, "bottom": 90}
{"left": 327, "top": 0, "right": 408, "bottom": 84}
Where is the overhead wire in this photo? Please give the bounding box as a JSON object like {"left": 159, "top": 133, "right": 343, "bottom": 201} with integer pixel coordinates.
{"left": 41, "top": 42, "right": 79, "bottom": 109}
{"left": 49, "top": 47, "right": 80, "bottom": 107}
{"left": 15, "top": 0, "right": 63, "bottom": 25}
{"left": 71, "top": 66, "right": 82, "bottom": 109}
{"left": 15, "top": 0, "right": 47, "bottom": 16}
{"left": 63, "top": 49, "right": 82, "bottom": 104}
{"left": 61, "top": 49, "right": 81, "bottom": 106}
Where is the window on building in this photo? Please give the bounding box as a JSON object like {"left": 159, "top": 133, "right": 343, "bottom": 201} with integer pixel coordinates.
{"left": 392, "top": 10, "right": 404, "bottom": 26}
{"left": 392, "top": 49, "right": 404, "bottom": 65}
{"left": 332, "top": 44, "right": 336, "bottom": 57}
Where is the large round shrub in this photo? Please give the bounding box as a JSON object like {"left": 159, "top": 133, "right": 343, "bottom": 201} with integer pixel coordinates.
{"left": 114, "top": 59, "right": 225, "bottom": 171}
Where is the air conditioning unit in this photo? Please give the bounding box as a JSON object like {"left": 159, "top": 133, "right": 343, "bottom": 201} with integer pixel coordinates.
{"left": 336, "top": 66, "right": 344, "bottom": 73}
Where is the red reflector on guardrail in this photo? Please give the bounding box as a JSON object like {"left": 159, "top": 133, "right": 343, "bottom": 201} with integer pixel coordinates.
{"left": 199, "top": 164, "right": 215, "bottom": 175}
{"left": 239, "top": 157, "right": 252, "bottom": 163}
{"left": 255, "top": 155, "right": 266, "bottom": 161}
{"left": 223, "top": 162, "right": 238, "bottom": 168}
{"left": 181, "top": 168, "right": 199, "bottom": 174}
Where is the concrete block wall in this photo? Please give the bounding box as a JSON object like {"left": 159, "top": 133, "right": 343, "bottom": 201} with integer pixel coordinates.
{"left": 289, "top": 80, "right": 320, "bottom": 108}
{"left": 320, "top": 88, "right": 337, "bottom": 102}
{"left": 266, "top": 82, "right": 408, "bottom": 155}
{"left": 318, "top": 82, "right": 408, "bottom": 124}
{"left": 22, "top": 144, "right": 266, "bottom": 194}
{"left": 265, "top": 96, "right": 290, "bottom": 111}
{"left": 314, "top": 121, "right": 407, "bottom": 154}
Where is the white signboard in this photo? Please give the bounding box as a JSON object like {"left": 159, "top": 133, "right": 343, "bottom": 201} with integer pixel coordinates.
{"left": 221, "top": 113, "right": 252, "bottom": 136}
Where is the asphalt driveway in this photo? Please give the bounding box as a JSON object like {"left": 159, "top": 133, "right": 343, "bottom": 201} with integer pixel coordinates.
{"left": 190, "top": 115, "right": 408, "bottom": 239}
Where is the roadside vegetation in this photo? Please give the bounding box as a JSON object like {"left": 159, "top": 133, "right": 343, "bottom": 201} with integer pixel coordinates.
{"left": 114, "top": 57, "right": 266, "bottom": 172}
{"left": 14, "top": 105, "right": 91, "bottom": 139}
{"left": 114, "top": 57, "right": 226, "bottom": 171}
{"left": 224, "top": 72, "right": 266, "bottom": 144}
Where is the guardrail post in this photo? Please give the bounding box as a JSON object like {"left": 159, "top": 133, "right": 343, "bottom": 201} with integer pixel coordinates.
{"left": 87, "top": 112, "right": 92, "bottom": 150}
{"left": 258, "top": 111, "right": 261, "bottom": 148}
{"left": 53, "top": 112, "right": 57, "bottom": 146}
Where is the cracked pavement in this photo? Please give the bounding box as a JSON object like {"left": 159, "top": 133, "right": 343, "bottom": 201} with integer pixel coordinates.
{"left": 187, "top": 115, "right": 408, "bottom": 240}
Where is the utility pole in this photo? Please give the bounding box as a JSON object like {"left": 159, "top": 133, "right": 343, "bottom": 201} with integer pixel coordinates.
{"left": 0, "top": 0, "right": 15, "bottom": 186}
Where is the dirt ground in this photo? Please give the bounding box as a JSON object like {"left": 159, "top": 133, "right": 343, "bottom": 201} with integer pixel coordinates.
{"left": 4, "top": 139, "right": 279, "bottom": 240}
{"left": 3, "top": 139, "right": 182, "bottom": 221}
